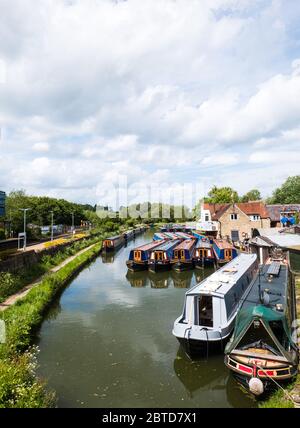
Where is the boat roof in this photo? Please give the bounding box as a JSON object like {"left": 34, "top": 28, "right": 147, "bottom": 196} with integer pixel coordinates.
{"left": 164, "top": 232, "right": 179, "bottom": 239}
{"left": 151, "top": 239, "right": 181, "bottom": 252}
{"left": 239, "top": 263, "right": 287, "bottom": 311}
{"left": 154, "top": 232, "right": 168, "bottom": 239}
{"left": 187, "top": 253, "right": 257, "bottom": 296}
{"left": 195, "top": 239, "right": 211, "bottom": 249}
{"left": 133, "top": 241, "right": 163, "bottom": 252}
{"left": 174, "top": 239, "right": 195, "bottom": 250}
{"left": 214, "top": 239, "right": 234, "bottom": 250}
{"left": 105, "top": 235, "right": 121, "bottom": 241}
{"left": 175, "top": 232, "right": 193, "bottom": 239}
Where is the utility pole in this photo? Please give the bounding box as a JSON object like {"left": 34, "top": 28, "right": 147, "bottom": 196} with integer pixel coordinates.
{"left": 50, "top": 211, "right": 54, "bottom": 241}
{"left": 19, "top": 208, "right": 31, "bottom": 251}
{"left": 71, "top": 212, "right": 75, "bottom": 236}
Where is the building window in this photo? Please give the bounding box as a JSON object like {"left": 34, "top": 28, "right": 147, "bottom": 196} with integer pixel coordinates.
{"left": 230, "top": 213, "right": 238, "bottom": 220}
{"left": 205, "top": 214, "right": 209, "bottom": 221}
{"left": 250, "top": 215, "right": 261, "bottom": 221}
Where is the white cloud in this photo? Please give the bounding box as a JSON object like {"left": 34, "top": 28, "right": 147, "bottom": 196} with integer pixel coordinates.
{"left": 0, "top": 0, "right": 299, "bottom": 203}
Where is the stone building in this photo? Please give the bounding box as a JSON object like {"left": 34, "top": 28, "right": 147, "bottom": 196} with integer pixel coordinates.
{"left": 203, "top": 202, "right": 270, "bottom": 241}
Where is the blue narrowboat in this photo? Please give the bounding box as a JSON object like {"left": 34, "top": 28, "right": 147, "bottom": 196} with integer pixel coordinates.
{"left": 175, "top": 232, "right": 193, "bottom": 240}
{"left": 192, "top": 230, "right": 207, "bottom": 240}
{"left": 102, "top": 235, "right": 125, "bottom": 252}
{"left": 171, "top": 239, "right": 197, "bottom": 271}
{"left": 193, "top": 238, "right": 215, "bottom": 268}
{"left": 164, "top": 232, "right": 180, "bottom": 240}
{"left": 213, "top": 239, "right": 237, "bottom": 265}
{"left": 153, "top": 232, "right": 169, "bottom": 241}
{"left": 148, "top": 239, "right": 181, "bottom": 272}
{"left": 126, "top": 240, "right": 163, "bottom": 272}
{"left": 123, "top": 230, "right": 134, "bottom": 242}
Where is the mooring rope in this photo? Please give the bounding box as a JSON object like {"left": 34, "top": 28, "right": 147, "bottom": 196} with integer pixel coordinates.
{"left": 253, "top": 362, "right": 298, "bottom": 406}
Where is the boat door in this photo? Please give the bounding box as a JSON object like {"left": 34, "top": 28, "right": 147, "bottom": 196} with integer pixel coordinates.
{"left": 180, "top": 249, "right": 185, "bottom": 260}
{"left": 155, "top": 251, "right": 164, "bottom": 261}
{"left": 134, "top": 250, "right": 142, "bottom": 261}
{"left": 224, "top": 249, "right": 232, "bottom": 260}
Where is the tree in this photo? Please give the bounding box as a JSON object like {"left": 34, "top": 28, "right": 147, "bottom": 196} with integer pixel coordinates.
{"left": 268, "top": 176, "right": 300, "bottom": 204}
{"left": 204, "top": 186, "right": 239, "bottom": 204}
{"left": 240, "top": 189, "right": 261, "bottom": 202}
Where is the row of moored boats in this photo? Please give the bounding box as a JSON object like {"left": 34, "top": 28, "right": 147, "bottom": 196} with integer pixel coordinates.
{"left": 126, "top": 231, "right": 237, "bottom": 272}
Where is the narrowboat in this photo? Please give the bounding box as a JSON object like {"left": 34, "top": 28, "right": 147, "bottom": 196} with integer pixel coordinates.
{"left": 102, "top": 235, "right": 125, "bottom": 252}
{"left": 213, "top": 239, "right": 237, "bottom": 265}
{"left": 171, "top": 239, "right": 197, "bottom": 272}
{"left": 123, "top": 230, "right": 134, "bottom": 242}
{"left": 172, "top": 253, "right": 259, "bottom": 356}
{"left": 192, "top": 230, "right": 207, "bottom": 240}
{"left": 126, "top": 240, "right": 163, "bottom": 272}
{"left": 224, "top": 260, "right": 299, "bottom": 396}
{"left": 153, "top": 232, "right": 169, "bottom": 241}
{"left": 148, "top": 239, "right": 181, "bottom": 272}
{"left": 193, "top": 239, "right": 215, "bottom": 268}
{"left": 175, "top": 232, "right": 193, "bottom": 240}
{"left": 164, "top": 232, "right": 180, "bottom": 240}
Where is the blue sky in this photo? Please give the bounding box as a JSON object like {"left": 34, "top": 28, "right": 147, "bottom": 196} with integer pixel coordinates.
{"left": 0, "top": 0, "right": 300, "bottom": 207}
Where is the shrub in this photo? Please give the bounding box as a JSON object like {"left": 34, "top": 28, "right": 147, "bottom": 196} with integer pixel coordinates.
{"left": 0, "top": 229, "right": 5, "bottom": 240}
{"left": 0, "top": 273, "right": 21, "bottom": 302}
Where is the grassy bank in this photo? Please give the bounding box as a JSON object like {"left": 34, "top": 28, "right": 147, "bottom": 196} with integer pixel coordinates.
{"left": 0, "top": 232, "right": 107, "bottom": 303}
{"left": 0, "top": 242, "right": 102, "bottom": 408}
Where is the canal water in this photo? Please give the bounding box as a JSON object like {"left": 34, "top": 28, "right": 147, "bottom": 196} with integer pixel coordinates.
{"left": 36, "top": 230, "right": 256, "bottom": 408}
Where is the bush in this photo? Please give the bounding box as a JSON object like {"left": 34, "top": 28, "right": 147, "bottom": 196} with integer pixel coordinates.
{"left": 0, "top": 273, "right": 21, "bottom": 302}
{"left": 0, "top": 229, "right": 5, "bottom": 240}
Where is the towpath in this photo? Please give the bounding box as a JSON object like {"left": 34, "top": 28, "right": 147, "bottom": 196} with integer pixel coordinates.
{"left": 0, "top": 244, "right": 96, "bottom": 312}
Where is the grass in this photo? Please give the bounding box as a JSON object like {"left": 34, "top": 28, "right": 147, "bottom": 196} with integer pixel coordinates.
{"left": 0, "top": 232, "right": 107, "bottom": 303}
{"left": 259, "top": 276, "right": 300, "bottom": 408}
{"left": 0, "top": 242, "right": 102, "bottom": 408}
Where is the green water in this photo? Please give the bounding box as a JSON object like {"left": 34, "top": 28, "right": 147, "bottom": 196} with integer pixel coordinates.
{"left": 36, "top": 230, "right": 257, "bottom": 408}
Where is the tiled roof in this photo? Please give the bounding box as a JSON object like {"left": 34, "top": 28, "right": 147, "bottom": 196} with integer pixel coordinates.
{"left": 204, "top": 201, "right": 269, "bottom": 219}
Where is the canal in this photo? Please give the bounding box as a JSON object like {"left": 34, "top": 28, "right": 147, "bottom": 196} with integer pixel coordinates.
{"left": 36, "top": 230, "right": 256, "bottom": 408}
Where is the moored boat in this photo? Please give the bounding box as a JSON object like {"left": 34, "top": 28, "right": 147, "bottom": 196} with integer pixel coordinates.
{"left": 172, "top": 253, "right": 259, "bottom": 357}
{"left": 224, "top": 259, "right": 299, "bottom": 396}
{"left": 148, "top": 239, "right": 181, "bottom": 272}
{"left": 126, "top": 240, "right": 163, "bottom": 271}
{"left": 153, "top": 232, "right": 169, "bottom": 241}
{"left": 171, "top": 239, "right": 197, "bottom": 272}
{"left": 175, "top": 232, "right": 193, "bottom": 240}
{"left": 193, "top": 238, "right": 215, "bottom": 268}
{"left": 213, "top": 239, "right": 237, "bottom": 266}
{"left": 102, "top": 235, "right": 125, "bottom": 252}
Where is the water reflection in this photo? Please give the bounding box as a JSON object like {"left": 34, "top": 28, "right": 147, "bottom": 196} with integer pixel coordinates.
{"left": 126, "top": 270, "right": 149, "bottom": 288}
{"left": 125, "top": 265, "right": 216, "bottom": 290}
{"left": 125, "top": 269, "right": 198, "bottom": 289}
{"left": 101, "top": 252, "right": 115, "bottom": 264}
{"left": 171, "top": 270, "right": 193, "bottom": 288}
{"left": 173, "top": 347, "right": 227, "bottom": 398}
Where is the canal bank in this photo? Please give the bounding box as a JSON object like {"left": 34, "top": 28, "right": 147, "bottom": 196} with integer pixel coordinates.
{"left": 0, "top": 241, "right": 102, "bottom": 407}
{"left": 34, "top": 230, "right": 256, "bottom": 408}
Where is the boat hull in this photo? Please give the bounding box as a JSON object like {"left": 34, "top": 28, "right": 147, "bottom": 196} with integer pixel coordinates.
{"left": 225, "top": 355, "right": 298, "bottom": 395}
{"left": 148, "top": 262, "right": 171, "bottom": 272}
{"left": 194, "top": 258, "right": 215, "bottom": 268}
{"left": 177, "top": 336, "right": 229, "bottom": 357}
{"left": 126, "top": 260, "right": 148, "bottom": 272}
{"left": 172, "top": 261, "right": 194, "bottom": 272}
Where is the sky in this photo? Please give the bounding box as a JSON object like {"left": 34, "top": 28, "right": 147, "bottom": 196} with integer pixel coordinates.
{"left": 0, "top": 0, "right": 300, "bottom": 207}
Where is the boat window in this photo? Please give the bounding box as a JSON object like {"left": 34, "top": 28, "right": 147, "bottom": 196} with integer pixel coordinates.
{"left": 236, "top": 320, "right": 282, "bottom": 355}
{"left": 134, "top": 251, "right": 141, "bottom": 261}
{"left": 198, "top": 296, "right": 213, "bottom": 327}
